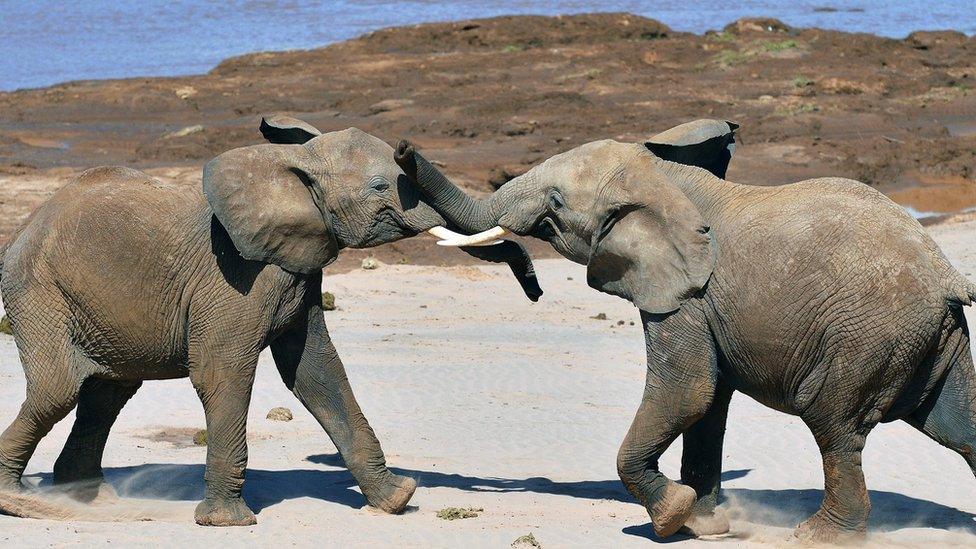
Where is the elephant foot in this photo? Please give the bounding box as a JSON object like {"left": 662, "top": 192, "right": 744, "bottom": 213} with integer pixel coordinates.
{"left": 793, "top": 511, "right": 865, "bottom": 544}
{"left": 55, "top": 478, "right": 117, "bottom": 504}
{"left": 649, "top": 481, "right": 697, "bottom": 538}
{"left": 53, "top": 462, "right": 116, "bottom": 504}
{"left": 364, "top": 473, "right": 416, "bottom": 514}
{"left": 195, "top": 496, "right": 257, "bottom": 527}
{"left": 680, "top": 506, "right": 730, "bottom": 537}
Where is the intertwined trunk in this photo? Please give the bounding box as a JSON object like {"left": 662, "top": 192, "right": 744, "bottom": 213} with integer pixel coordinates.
{"left": 393, "top": 141, "right": 542, "bottom": 301}
{"left": 394, "top": 141, "right": 514, "bottom": 232}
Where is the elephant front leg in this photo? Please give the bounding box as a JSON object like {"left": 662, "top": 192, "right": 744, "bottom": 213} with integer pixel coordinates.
{"left": 617, "top": 399, "right": 698, "bottom": 538}
{"left": 189, "top": 348, "right": 259, "bottom": 527}
{"left": 679, "top": 381, "right": 733, "bottom": 537}
{"left": 618, "top": 308, "right": 720, "bottom": 538}
{"left": 271, "top": 305, "right": 415, "bottom": 513}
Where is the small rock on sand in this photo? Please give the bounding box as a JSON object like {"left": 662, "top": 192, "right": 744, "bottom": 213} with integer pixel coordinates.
{"left": 512, "top": 533, "right": 541, "bottom": 548}
{"left": 174, "top": 86, "right": 197, "bottom": 99}
{"left": 362, "top": 257, "right": 380, "bottom": 270}
{"left": 164, "top": 125, "right": 204, "bottom": 139}
{"left": 369, "top": 99, "right": 413, "bottom": 114}
{"left": 266, "top": 407, "right": 293, "bottom": 421}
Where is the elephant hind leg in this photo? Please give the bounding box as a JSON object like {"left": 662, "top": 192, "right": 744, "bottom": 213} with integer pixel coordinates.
{"left": 794, "top": 433, "right": 871, "bottom": 544}
{"left": 679, "top": 380, "right": 734, "bottom": 537}
{"left": 53, "top": 377, "right": 142, "bottom": 501}
{"left": 906, "top": 346, "right": 976, "bottom": 473}
{"left": 0, "top": 345, "right": 89, "bottom": 495}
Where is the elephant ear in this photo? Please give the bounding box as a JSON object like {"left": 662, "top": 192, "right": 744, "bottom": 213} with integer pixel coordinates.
{"left": 644, "top": 119, "right": 738, "bottom": 179}
{"left": 586, "top": 155, "right": 715, "bottom": 314}
{"left": 259, "top": 115, "right": 322, "bottom": 144}
{"left": 203, "top": 143, "right": 338, "bottom": 274}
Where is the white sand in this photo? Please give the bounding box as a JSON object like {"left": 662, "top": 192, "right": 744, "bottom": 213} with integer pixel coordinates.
{"left": 0, "top": 221, "right": 974, "bottom": 547}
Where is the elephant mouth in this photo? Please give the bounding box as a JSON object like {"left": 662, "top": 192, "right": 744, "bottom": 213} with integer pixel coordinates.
{"left": 359, "top": 207, "right": 413, "bottom": 247}
{"left": 534, "top": 215, "right": 570, "bottom": 250}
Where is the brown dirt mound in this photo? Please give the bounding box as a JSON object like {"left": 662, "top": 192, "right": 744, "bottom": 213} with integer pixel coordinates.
{"left": 1, "top": 14, "right": 974, "bottom": 268}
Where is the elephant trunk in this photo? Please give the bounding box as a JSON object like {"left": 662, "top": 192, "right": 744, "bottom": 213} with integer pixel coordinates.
{"left": 394, "top": 141, "right": 543, "bottom": 301}
{"left": 394, "top": 141, "right": 506, "bottom": 233}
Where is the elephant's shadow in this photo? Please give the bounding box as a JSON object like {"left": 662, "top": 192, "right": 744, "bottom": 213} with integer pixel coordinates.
{"left": 623, "top": 486, "right": 976, "bottom": 542}
{"left": 28, "top": 455, "right": 976, "bottom": 537}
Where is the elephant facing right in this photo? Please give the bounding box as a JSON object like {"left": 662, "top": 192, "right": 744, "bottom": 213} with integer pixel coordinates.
{"left": 395, "top": 120, "right": 976, "bottom": 542}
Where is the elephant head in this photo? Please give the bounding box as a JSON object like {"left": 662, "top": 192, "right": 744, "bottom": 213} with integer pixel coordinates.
{"left": 395, "top": 119, "right": 736, "bottom": 313}
{"left": 203, "top": 116, "right": 542, "bottom": 300}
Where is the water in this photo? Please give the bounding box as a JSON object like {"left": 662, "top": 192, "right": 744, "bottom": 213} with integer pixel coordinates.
{"left": 1, "top": 0, "right": 972, "bottom": 92}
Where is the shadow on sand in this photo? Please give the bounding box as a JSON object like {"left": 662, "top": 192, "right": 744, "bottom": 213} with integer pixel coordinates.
{"left": 24, "top": 455, "right": 972, "bottom": 538}
{"left": 728, "top": 487, "right": 976, "bottom": 532}
{"left": 622, "top": 485, "right": 976, "bottom": 541}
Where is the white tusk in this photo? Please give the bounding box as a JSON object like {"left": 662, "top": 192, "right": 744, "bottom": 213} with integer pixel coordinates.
{"left": 427, "top": 226, "right": 468, "bottom": 241}
{"left": 435, "top": 226, "right": 509, "bottom": 247}
{"left": 427, "top": 226, "right": 505, "bottom": 247}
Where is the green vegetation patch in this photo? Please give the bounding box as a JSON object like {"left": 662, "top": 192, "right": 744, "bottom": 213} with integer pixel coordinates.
{"left": 437, "top": 507, "right": 483, "bottom": 520}
{"left": 708, "top": 31, "right": 737, "bottom": 43}
{"left": 792, "top": 75, "right": 814, "bottom": 88}
{"left": 321, "top": 291, "right": 336, "bottom": 311}
{"left": 775, "top": 102, "right": 820, "bottom": 117}
{"left": 715, "top": 49, "right": 753, "bottom": 67}
{"left": 0, "top": 315, "right": 12, "bottom": 335}
{"left": 193, "top": 429, "right": 208, "bottom": 446}
{"left": 761, "top": 39, "right": 798, "bottom": 52}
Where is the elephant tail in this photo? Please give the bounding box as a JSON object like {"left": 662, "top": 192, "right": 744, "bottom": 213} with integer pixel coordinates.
{"left": 967, "top": 282, "right": 976, "bottom": 306}
{"left": 947, "top": 274, "right": 976, "bottom": 307}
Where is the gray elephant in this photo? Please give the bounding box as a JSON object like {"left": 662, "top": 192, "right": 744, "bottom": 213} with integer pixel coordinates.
{"left": 394, "top": 120, "right": 976, "bottom": 542}
{"left": 0, "top": 116, "right": 540, "bottom": 526}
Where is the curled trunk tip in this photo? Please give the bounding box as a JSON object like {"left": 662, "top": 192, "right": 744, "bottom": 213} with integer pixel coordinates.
{"left": 394, "top": 140, "right": 417, "bottom": 180}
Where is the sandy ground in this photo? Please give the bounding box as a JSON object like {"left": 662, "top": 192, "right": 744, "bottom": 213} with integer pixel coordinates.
{"left": 0, "top": 220, "right": 972, "bottom": 548}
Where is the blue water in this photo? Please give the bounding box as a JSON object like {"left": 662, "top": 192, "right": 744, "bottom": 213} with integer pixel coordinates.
{"left": 1, "top": 1, "right": 972, "bottom": 92}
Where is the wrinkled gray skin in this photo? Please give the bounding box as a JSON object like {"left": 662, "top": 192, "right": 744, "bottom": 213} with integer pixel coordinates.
{"left": 0, "top": 116, "right": 538, "bottom": 526}
{"left": 399, "top": 119, "right": 976, "bottom": 542}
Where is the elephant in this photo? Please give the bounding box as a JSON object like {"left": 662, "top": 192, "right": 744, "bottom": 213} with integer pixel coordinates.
{"left": 393, "top": 120, "right": 976, "bottom": 541}
{"left": 0, "top": 115, "right": 540, "bottom": 526}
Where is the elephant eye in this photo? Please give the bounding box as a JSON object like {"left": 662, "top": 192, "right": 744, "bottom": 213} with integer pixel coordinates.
{"left": 368, "top": 176, "right": 390, "bottom": 193}
{"left": 548, "top": 190, "right": 565, "bottom": 211}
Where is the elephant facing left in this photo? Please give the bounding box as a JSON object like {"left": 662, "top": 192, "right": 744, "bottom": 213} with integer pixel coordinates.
{"left": 0, "top": 116, "right": 540, "bottom": 526}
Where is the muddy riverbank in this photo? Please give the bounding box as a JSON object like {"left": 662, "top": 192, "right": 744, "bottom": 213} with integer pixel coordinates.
{"left": 1, "top": 14, "right": 974, "bottom": 271}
